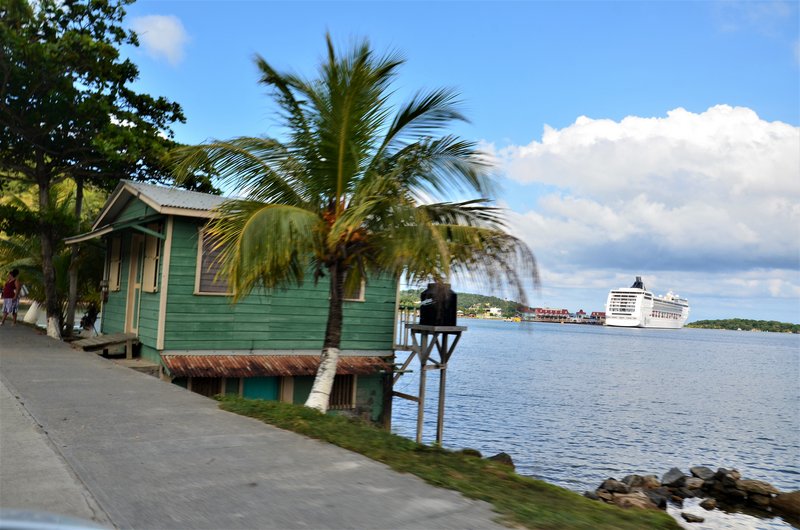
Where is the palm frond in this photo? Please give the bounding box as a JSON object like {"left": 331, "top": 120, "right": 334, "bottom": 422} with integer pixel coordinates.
{"left": 205, "top": 200, "right": 321, "bottom": 301}
{"left": 171, "top": 138, "right": 308, "bottom": 206}
{"left": 377, "top": 88, "right": 467, "bottom": 157}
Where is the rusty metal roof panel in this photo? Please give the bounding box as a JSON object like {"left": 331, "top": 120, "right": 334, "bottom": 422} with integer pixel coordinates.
{"left": 161, "top": 355, "right": 392, "bottom": 378}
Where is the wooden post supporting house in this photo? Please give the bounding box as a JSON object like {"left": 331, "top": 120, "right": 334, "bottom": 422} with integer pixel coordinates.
{"left": 400, "top": 324, "right": 466, "bottom": 445}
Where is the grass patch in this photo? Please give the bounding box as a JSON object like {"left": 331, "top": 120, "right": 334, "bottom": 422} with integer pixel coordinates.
{"left": 217, "top": 397, "right": 680, "bottom": 529}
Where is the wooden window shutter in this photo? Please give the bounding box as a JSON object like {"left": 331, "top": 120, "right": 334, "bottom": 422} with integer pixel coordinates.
{"left": 197, "top": 229, "right": 229, "bottom": 294}
{"left": 329, "top": 375, "right": 356, "bottom": 410}
{"left": 142, "top": 224, "right": 161, "bottom": 293}
{"left": 109, "top": 237, "right": 122, "bottom": 291}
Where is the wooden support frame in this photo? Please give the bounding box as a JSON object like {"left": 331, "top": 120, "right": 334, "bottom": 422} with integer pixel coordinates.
{"left": 399, "top": 324, "right": 466, "bottom": 445}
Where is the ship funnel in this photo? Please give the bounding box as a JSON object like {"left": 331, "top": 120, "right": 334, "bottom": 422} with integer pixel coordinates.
{"left": 631, "top": 276, "right": 646, "bottom": 290}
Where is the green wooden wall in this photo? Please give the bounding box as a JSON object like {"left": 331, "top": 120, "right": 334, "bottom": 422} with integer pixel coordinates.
{"left": 101, "top": 231, "right": 129, "bottom": 335}
{"left": 243, "top": 377, "right": 279, "bottom": 400}
{"left": 162, "top": 218, "right": 397, "bottom": 352}
{"left": 115, "top": 198, "right": 155, "bottom": 223}
{"left": 100, "top": 198, "right": 166, "bottom": 363}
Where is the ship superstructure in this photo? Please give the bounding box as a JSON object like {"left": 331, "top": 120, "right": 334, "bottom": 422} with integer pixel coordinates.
{"left": 605, "top": 276, "right": 689, "bottom": 329}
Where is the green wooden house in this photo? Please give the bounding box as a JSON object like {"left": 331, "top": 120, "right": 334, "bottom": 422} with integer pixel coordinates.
{"left": 67, "top": 180, "right": 398, "bottom": 423}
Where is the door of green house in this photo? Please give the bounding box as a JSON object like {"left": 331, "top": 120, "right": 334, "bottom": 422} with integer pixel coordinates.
{"left": 243, "top": 377, "right": 279, "bottom": 400}
{"left": 125, "top": 234, "right": 144, "bottom": 334}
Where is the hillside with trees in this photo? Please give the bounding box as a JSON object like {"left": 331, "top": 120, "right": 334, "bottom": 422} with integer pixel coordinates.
{"left": 399, "top": 289, "right": 523, "bottom": 317}
{"left": 687, "top": 319, "right": 799, "bottom": 333}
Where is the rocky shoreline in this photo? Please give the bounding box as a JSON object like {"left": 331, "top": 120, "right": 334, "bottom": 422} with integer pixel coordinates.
{"left": 584, "top": 465, "right": 800, "bottom": 525}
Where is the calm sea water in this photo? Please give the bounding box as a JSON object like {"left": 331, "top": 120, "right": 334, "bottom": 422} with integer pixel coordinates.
{"left": 391, "top": 320, "right": 800, "bottom": 528}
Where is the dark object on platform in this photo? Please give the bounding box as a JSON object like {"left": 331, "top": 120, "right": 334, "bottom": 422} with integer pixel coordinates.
{"left": 419, "top": 283, "right": 457, "bottom": 326}
{"left": 631, "top": 276, "right": 645, "bottom": 289}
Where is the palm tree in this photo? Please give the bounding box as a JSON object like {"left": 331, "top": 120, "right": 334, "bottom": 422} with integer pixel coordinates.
{"left": 172, "top": 36, "right": 538, "bottom": 413}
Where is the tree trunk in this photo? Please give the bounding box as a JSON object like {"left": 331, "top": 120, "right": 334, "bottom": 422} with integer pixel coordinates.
{"left": 304, "top": 261, "right": 345, "bottom": 413}
{"left": 38, "top": 173, "right": 62, "bottom": 340}
{"left": 64, "top": 176, "right": 84, "bottom": 337}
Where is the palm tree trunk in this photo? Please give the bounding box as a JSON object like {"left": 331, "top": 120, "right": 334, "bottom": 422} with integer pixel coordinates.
{"left": 38, "top": 170, "right": 62, "bottom": 340}
{"left": 64, "top": 176, "right": 84, "bottom": 337}
{"left": 304, "top": 261, "right": 345, "bottom": 413}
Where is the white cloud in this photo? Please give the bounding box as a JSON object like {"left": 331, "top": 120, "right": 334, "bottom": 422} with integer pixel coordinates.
{"left": 130, "top": 15, "right": 189, "bottom": 66}
{"left": 713, "top": 1, "right": 795, "bottom": 36}
{"left": 490, "top": 105, "right": 800, "bottom": 315}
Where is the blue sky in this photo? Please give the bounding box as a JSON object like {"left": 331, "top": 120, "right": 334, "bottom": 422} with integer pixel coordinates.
{"left": 124, "top": 1, "right": 799, "bottom": 322}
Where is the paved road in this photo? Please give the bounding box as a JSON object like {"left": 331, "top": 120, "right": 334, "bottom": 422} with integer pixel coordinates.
{"left": 0, "top": 324, "right": 503, "bottom": 529}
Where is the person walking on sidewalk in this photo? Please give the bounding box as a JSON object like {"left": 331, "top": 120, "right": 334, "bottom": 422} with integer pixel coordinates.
{"left": 1, "top": 268, "right": 21, "bottom": 326}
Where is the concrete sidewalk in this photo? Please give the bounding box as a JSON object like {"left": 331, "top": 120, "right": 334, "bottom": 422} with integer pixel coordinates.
{"left": 0, "top": 324, "right": 503, "bottom": 529}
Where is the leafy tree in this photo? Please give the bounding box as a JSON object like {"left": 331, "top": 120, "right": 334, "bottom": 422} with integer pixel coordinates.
{"left": 0, "top": 0, "right": 189, "bottom": 337}
{"left": 0, "top": 187, "right": 105, "bottom": 328}
{"left": 173, "top": 36, "right": 538, "bottom": 413}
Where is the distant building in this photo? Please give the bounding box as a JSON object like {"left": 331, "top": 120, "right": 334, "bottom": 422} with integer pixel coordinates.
{"left": 532, "top": 308, "right": 570, "bottom": 321}
{"left": 485, "top": 307, "right": 503, "bottom": 318}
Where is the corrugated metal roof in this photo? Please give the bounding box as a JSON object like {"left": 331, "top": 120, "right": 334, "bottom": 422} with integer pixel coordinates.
{"left": 162, "top": 355, "right": 392, "bottom": 378}
{"left": 125, "top": 180, "right": 228, "bottom": 212}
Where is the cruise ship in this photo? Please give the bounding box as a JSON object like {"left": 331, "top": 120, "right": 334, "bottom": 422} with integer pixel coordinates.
{"left": 605, "top": 276, "right": 690, "bottom": 329}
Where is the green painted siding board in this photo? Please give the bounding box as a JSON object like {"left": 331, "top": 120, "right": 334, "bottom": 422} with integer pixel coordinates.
{"left": 243, "top": 377, "right": 279, "bottom": 400}
{"left": 139, "top": 344, "right": 160, "bottom": 364}
{"left": 101, "top": 231, "right": 130, "bottom": 334}
{"left": 115, "top": 199, "right": 153, "bottom": 223}
{"left": 355, "top": 375, "right": 385, "bottom": 422}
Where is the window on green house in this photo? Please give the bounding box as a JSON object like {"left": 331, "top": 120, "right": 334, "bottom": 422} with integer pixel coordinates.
{"left": 195, "top": 228, "right": 230, "bottom": 295}
{"left": 142, "top": 223, "right": 162, "bottom": 293}
{"left": 343, "top": 278, "right": 366, "bottom": 302}
{"left": 329, "top": 374, "right": 356, "bottom": 410}
{"left": 108, "top": 236, "right": 122, "bottom": 291}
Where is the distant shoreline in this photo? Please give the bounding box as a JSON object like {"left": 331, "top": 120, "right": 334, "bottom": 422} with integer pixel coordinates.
{"left": 686, "top": 319, "right": 799, "bottom": 333}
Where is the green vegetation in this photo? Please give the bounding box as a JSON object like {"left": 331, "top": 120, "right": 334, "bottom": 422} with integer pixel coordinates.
{"left": 1, "top": 0, "right": 213, "bottom": 337}
{"left": 218, "top": 396, "right": 679, "bottom": 530}
{"left": 401, "top": 289, "right": 523, "bottom": 317}
{"left": 687, "top": 319, "right": 799, "bottom": 333}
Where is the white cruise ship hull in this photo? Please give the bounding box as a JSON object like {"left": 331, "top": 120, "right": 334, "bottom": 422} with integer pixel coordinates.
{"left": 605, "top": 279, "right": 689, "bottom": 329}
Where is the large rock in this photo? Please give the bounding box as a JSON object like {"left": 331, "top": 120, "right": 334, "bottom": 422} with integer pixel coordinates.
{"left": 749, "top": 494, "right": 771, "bottom": 508}
{"left": 486, "top": 452, "right": 515, "bottom": 469}
{"left": 690, "top": 466, "right": 716, "bottom": 481}
{"left": 736, "top": 479, "right": 781, "bottom": 496}
{"left": 642, "top": 489, "right": 669, "bottom": 509}
{"left": 596, "top": 490, "right": 614, "bottom": 502}
{"left": 622, "top": 475, "right": 645, "bottom": 488}
{"left": 674, "top": 487, "right": 698, "bottom": 499}
{"left": 684, "top": 477, "right": 704, "bottom": 490}
{"left": 723, "top": 488, "right": 747, "bottom": 502}
{"left": 662, "top": 467, "right": 687, "bottom": 487}
{"left": 716, "top": 468, "right": 741, "bottom": 487}
{"left": 583, "top": 490, "right": 600, "bottom": 501}
{"left": 699, "top": 498, "right": 717, "bottom": 510}
{"left": 772, "top": 491, "right": 800, "bottom": 519}
{"left": 612, "top": 492, "right": 659, "bottom": 510}
{"left": 600, "top": 478, "right": 630, "bottom": 494}
{"left": 681, "top": 512, "right": 705, "bottom": 523}
{"left": 641, "top": 475, "right": 661, "bottom": 489}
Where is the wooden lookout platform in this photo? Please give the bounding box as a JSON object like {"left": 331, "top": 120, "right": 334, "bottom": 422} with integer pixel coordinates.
{"left": 72, "top": 333, "right": 139, "bottom": 359}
